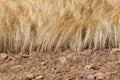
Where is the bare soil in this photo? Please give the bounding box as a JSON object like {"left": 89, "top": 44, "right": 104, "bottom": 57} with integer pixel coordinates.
{"left": 0, "top": 49, "right": 120, "bottom": 80}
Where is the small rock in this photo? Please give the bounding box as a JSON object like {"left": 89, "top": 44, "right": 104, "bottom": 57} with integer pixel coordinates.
{"left": 67, "top": 54, "right": 73, "bottom": 58}
{"left": 10, "top": 65, "right": 22, "bottom": 69}
{"left": 111, "top": 48, "right": 120, "bottom": 54}
{"left": 106, "top": 72, "right": 116, "bottom": 75}
{"left": 82, "top": 49, "right": 93, "bottom": 55}
{"left": 40, "top": 61, "right": 46, "bottom": 65}
{"left": 21, "top": 54, "right": 29, "bottom": 58}
{"left": 26, "top": 73, "right": 34, "bottom": 80}
{"left": 67, "top": 77, "right": 76, "bottom": 80}
{"left": 95, "top": 73, "right": 105, "bottom": 80}
{"left": 59, "top": 56, "right": 67, "bottom": 64}
{"left": 0, "top": 53, "right": 8, "bottom": 60}
{"left": 85, "top": 64, "right": 93, "bottom": 69}
{"left": 36, "top": 75, "right": 44, "bottom": 80}
{"left": 7, "top": 56, "right": 16, "bottom": 61}
{"left": 91, "top": 66, "right": 100, "bottom": 70}
{"left": 86, "top": 74, "right": 95, "bottom": 79}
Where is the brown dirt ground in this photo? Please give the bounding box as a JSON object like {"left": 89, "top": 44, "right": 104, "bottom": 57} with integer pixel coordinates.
{"left": 0, "top": 49, "right": 120, "bottom": 80}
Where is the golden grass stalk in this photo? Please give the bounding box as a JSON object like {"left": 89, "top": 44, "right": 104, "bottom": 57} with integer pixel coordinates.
{"left": 0, "top": 0, "right": 120, "bottom": 53}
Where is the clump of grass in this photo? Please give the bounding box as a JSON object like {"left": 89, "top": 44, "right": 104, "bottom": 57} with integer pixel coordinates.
{"left": 0, "top": 0, "right": 120, "bottom": 53}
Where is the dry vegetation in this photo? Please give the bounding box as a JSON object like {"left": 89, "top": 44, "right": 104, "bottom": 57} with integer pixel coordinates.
{"left": 0, "top": 0, "right": 120, "bottom": 53}
{"left": 0, "top": 0, "right": 120, "bottom": 80}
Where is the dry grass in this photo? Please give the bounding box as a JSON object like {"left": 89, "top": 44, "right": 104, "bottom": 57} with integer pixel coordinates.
{"left": 0, "top": 0, "right": 120, "bottom": 53}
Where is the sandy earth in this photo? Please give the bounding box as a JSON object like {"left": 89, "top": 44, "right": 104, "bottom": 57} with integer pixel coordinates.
{"left": 0, "top": 49, "right": 120, "bottom": 80}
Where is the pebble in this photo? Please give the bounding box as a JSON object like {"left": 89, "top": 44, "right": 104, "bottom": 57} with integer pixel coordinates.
{"left": 59, "top": 56, "right": 67, "bottom": 64}
{"left": 36, "top": 75, "right": 44, "bottom": 80}
{"left": 110, "top": 48, "right": 120, "bottom": 54}
{"left": 95, "top": 73, "right": 105, "bottom": 80}
{"left": 86, "top": 74, "right": 95, "bottom": 79}
{"left": 10, "top": 65, "right": 22, "bottom": 69}
{"left": 0, "top": 53, "right": 8, "bottom": 60}
{"left": 26, "top": 73, "right": 34, "bottom": 80}
{"left": 21, "top": 54, "right": 29, "bottom": 58}
{"left": 85, "top": 64, "right": 93, "bottom": 69}
{"left": 82, "top": 49, "right": 93, "bottom": 55}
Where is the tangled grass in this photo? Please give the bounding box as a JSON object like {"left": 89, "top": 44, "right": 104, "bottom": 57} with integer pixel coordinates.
{"left": 0, "top": 0, "right": 120, "bottom": 53}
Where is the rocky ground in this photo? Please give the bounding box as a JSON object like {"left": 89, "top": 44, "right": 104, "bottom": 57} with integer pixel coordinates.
{"left": 0, "top": 49, "right": 120, "bottom": 80}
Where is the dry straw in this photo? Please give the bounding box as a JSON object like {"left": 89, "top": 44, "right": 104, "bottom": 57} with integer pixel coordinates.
{"left": 0, "top": 0, "right": 120, "bottom": 53}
